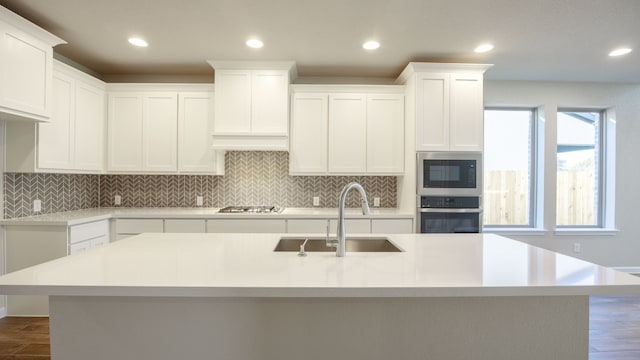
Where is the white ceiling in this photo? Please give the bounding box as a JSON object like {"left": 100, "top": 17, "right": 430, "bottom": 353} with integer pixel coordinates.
{"left": 1, "top": 0, "right": 639, "bottom": 83}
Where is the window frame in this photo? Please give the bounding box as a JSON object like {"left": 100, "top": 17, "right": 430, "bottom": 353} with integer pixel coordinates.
{"left": 483, "top": 107, "right": 538, "bottom": 229}
{"left": 555, "top": 108, "right": 607, "bottom": 229}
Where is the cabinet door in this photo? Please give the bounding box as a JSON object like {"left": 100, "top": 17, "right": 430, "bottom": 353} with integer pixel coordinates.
{"left": 213, "top": 70, "right": 251, "bottom": 133}
{"left": 449, "top": 73, "right": 484, "bottom": 151}
{"left": 416, "top": 74, "right": 450, "bottom": 151}
{"left": 165, "top": 219, "right": 206, "bottom": 233}
{"left": 0, "top": 24, "right": 52, "bottom": 119}
{"left": 108, "top": 93, "right": 143, "bottom": 171}
{"left": 289, "top": 93, "right": 328, "bottom": 174}
{"left": 178, "top": 92, "right": 217, "bottom": 173}
{"left": 206, "top": 219, "right": 286, "bottom": 233}
{"left": 328, "top": 94, "right": 366, "bottom": 173}
{"left": 366, "top": 94, "right": 404, "bottom": 174}
{"left": 142, "top": 93, "right": 177, "bottom": 171}
{"left": 251, "top": 70, "right": 289, "bottom": 134}
{"left": 74, "top": 81, "right": 104, "bottom": 171}
{"left": 37, "top": 71, "right": 74, "bottom": 169}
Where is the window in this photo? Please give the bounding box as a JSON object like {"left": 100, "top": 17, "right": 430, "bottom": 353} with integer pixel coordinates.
{"left": 483, "top": 108, "right": 536, "bottom": 227}
{"left": 556, "top": 110, "right": 605, "bottom": 227}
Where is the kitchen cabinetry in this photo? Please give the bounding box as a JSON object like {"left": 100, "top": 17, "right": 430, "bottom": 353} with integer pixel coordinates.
{"left": 0, "top": 6, "right": 65, "bottom": 122}
{"left": 287, "top": 218, "right": 413, "bottom": 234}
{"left": 164, "top": 219, "right": 206, "bottom": 233}
{"left": 207, "top": 219, "right": 287, "bottom": 233}
{"left": 289, "top": 85, "right": 404, "bottom": 175}
{"left": 114, "top": 218, "right": 164, "bottom": 240}
{"left": 3, "top": 219, "right": 109, "bottom": 315}
{"left": 207, "top": 61, "right": 296, "bottom": 150}
{"left": 107, "top": 84, "right": 224, "bottom": 174}
{"left": 397, "top": 63, "right": 492, "bottom": 152}
{"left": 5, "top": 60, "right": 105, "bottom": 173}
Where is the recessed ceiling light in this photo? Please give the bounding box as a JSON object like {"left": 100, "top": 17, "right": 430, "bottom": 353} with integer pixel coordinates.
{"left": 608, "top": 47, "right": 632, "bottom": 57}
{"left": 363, "top": 41, "right": 380, "bottom": 50}
{"left": 128, "top": 37, "right": 148, "bottom": 47}
{"left": 474, "top": 43, "right": 494, "bottom": 53}
{"left": 246, "top": 39, "right": 264, "bottom": 49}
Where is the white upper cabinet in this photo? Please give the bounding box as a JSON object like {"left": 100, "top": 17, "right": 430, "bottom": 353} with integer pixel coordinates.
{"left": 207, "top": 61, "right": 296, "bottom": 150}
{"left": 5, "top": 60, "right": 105, "bottom": 173}
{"left": 0, "top": 6, "right": 65, "bottom": 122}
{"left": 178, "top": 92, "right": 224, "bottom": 173}
{"left": 328, "top": 94, "right": 367, "bottom": 173}
{"left": 106, "top": 84, "right": 223, "bottom": 175}
{"left": 289, "top": 85, "right": 405, "bottom": 175}
{"left": 398, "top": 63, "right": 492, "bottom": 152}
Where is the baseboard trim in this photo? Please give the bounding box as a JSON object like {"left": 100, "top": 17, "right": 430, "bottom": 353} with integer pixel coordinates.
{"left": 0, "top": 306, "right": 7, "bottom": 319}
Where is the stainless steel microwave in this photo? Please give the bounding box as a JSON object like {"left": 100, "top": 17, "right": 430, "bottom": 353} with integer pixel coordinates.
{"left": 417, "top": 152, "right": 483, "bottom": 196}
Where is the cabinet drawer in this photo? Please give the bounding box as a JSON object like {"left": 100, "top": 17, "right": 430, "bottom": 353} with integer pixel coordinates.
{"left": 69, "top": 240, "right": 92, "bottom": 254}
{"left": 287, "top": 219, "right": 329, "bottom": 233}
{"left": 164, "top": 219, "right": 206, "bottom": 233}
{"left": 115, "top": 219, "right": 164, "bottom": 234}
{"left": 207, "top": 219, "right": 286, "bottom": 233}
{"left": 328, "top": 219, "right": 371, "bottom": 234}
{"left": 90, "top": 235, "right": 109, "bottom": 248}
{"left": 69, "top": 220, "right": 109, "bottom": 244}
{"left": 371, "top": 219, "right": 414, "bottom": 234}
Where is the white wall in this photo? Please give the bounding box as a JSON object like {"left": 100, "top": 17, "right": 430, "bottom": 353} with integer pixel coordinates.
{"left": 484, "top": 80, "right": 640, "bottom": 268}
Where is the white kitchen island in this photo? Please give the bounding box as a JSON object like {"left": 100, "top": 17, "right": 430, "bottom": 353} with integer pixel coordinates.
{"left": 1, "top": 233, "right": 639, "bottom": 360}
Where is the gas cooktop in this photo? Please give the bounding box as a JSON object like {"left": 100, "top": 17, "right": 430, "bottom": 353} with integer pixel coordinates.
{"left": 217, "top": 206, "right": 283, "bottom": 214}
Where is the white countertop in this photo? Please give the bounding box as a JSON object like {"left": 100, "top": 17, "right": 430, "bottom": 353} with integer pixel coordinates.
{"left": 0, "top": 233, "right": 639, "bottom": 298}
{"left": 0, "top": 207, "right": 413, "bottom": 226}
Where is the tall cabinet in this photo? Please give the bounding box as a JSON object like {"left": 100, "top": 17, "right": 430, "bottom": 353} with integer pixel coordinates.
{"left": 397, "top": 63, "right": 492, "bottom": 152}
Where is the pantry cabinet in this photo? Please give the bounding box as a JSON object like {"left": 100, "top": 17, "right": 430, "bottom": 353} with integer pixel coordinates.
{"left": 398, "top": 63, "right": 492, "bottom": 152}
{"left": 207, "top": 61, "right": 296, "bottom": 150}
{"left": 0, "top": 6, "right": 65, "bottom": 122}
{"left": 106, "top": 84, "right": 224, "bottom": 174}
{"left": 5, "top": 60, "right": 105, "bottom": 173}
{"left": 289, "top": 85, "right": 404, "bottom": 175}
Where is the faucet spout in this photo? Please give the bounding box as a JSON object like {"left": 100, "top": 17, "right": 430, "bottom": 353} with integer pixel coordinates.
{"left": 336, "top": 182, "right": 370, "bottom": 257}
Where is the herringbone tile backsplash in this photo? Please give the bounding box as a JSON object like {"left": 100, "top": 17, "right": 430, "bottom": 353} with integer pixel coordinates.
{"left": 4, "top": 152, "right": 397, "bottom": 219}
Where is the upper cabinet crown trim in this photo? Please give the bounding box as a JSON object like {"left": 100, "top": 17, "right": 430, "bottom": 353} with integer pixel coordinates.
{"left": 106, "top": 83, "right": 214, "bottom": 93}
{"left": 0, "top": 5, "right": 65, "bottom": 46}
{"left": 396, "top": 62, "right": 493, "bottom": 85}
{"left": 291, "top": 84, "right": 404, "bottom": 94}
{"left": 208, "top": 60, "right": 298, "bottom": 81}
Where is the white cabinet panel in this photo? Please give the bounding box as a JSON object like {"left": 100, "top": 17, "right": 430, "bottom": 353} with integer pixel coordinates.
{"left": 165, "top": 219, "right": 206, "bottom": 233}
{"left": 328, "top": 219, "right": 371, "bottom": 234}
{"left": 115, "top": 219, "right": 164, "bottom": 234}
{"left": 366, "top": 94, "right": 404, "bottom": 174}
{"left": 289, "top": 93, "right": 328, "bottom": 174}
{"left": 143, "top": 93, "right": 178, "bottom": 171}
{"left": 449, "top": 74, "right": 484, "bottom": 151}
{"left": 207, "top": 219, "right": 286, "bottom": 233}
{"left": 328, "top": 94, "right": 367, "bottom": 174}
{"left": 38, "top": 72, "right": 74, "bottom": 169}
{"left": 108, "top": 93, "right": 143, "bottom": 171}
{"left": 251, "top": 70, "right": 289, "bottom": 134}
{"left": 69, "top": 240, "right": 92, "bottom": 254}
{"left": 287, "top": 219, "right": 329, "bottom": 233}
{"left": 178, "top": 92, "right": 222, "bottom": 173}
{"left": 213, "top": 70, "right": 251, "bottom": 133}
{"left": 74, "top": 80, "right": 104, "bottom": 170}
{"left": 371, "top": 219, "right": 414, "bottom": 234}
{"left": 69, "top": 220, "right": 109, "bottom": 244}
{"left": 416, "top": 74, "right": 449, "bottom": 151}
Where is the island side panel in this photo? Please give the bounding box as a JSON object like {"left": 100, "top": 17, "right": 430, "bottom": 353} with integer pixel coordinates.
{"left": 49, "top": 295, "right": 589, "bottom": 360}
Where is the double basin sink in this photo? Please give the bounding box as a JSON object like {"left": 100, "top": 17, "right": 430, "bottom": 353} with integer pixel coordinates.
{"left": 274, "top": 237, "right": 402, "bottom": 253}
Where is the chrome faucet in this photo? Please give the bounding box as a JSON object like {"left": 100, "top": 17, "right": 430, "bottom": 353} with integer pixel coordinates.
{"left": 332, "top": 182, "right": 370, "bottom": 257}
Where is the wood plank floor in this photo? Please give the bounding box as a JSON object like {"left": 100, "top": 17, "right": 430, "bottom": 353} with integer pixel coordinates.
{"left": 0, "top": 296, "right": 638, "bottom": 359}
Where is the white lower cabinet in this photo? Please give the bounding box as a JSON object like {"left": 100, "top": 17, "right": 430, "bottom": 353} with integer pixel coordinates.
{"left": 164, "top": 219, "right": 206, "bottom": 233}
{"left": 286, "top": 219, "right": 330, "bottom": 233}
{"left": 371, "top": 219, "right": 414, "bottom": 234}
{"left": 206, "top": 219, "right": 287, "bottom": 233}
{"left": 114, "top": 219, "right": 164, "bottom": 240}
{"left": 286, "top": 218, "right": 413, "bottom": 234}
{"left": 3, "top": 219, "right": 110, "bottom": 315}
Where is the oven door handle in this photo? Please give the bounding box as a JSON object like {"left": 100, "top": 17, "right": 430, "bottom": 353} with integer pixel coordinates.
{"left": 418, "top": 208, "right": 483, "bottom": 213}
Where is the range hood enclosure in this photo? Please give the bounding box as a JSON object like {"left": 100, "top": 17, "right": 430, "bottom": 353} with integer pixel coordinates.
{"left": 208, "top": 61, "right": 297, "bottom": 151}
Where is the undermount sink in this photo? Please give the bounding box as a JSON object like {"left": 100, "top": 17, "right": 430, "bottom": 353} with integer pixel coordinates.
{"left": 274, "top": 237, "right": 402, "bottom": 253}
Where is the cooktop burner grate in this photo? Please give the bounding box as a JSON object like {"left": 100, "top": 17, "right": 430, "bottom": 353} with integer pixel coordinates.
{"left": 217, "top": 206, "right": 283, "bottom": 213}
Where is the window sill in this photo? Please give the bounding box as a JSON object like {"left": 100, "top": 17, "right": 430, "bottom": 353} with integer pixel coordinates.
{"left": 483, "top": 228, "right": 548, "bottom": 236}
{"left": 554, "top": 228, "right": 619, "bottom": 236}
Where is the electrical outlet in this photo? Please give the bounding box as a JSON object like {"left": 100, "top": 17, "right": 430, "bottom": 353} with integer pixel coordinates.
{"left": 573, "top": 243, "right": 582, "bottom": 253}
{"left": 33, "top": 199, "right": 41, "bottom": 212}
{"left": 373, "top": 197, "right": 381, "bottom": 207}
{"left": 196, "top": 196, "right": 204, "bottom": 206}
{"left": 313, "top": 196, "right": 320, "bottom": 207}
{"left": 114, "top": 195, "right": 121, "bottom": 206}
